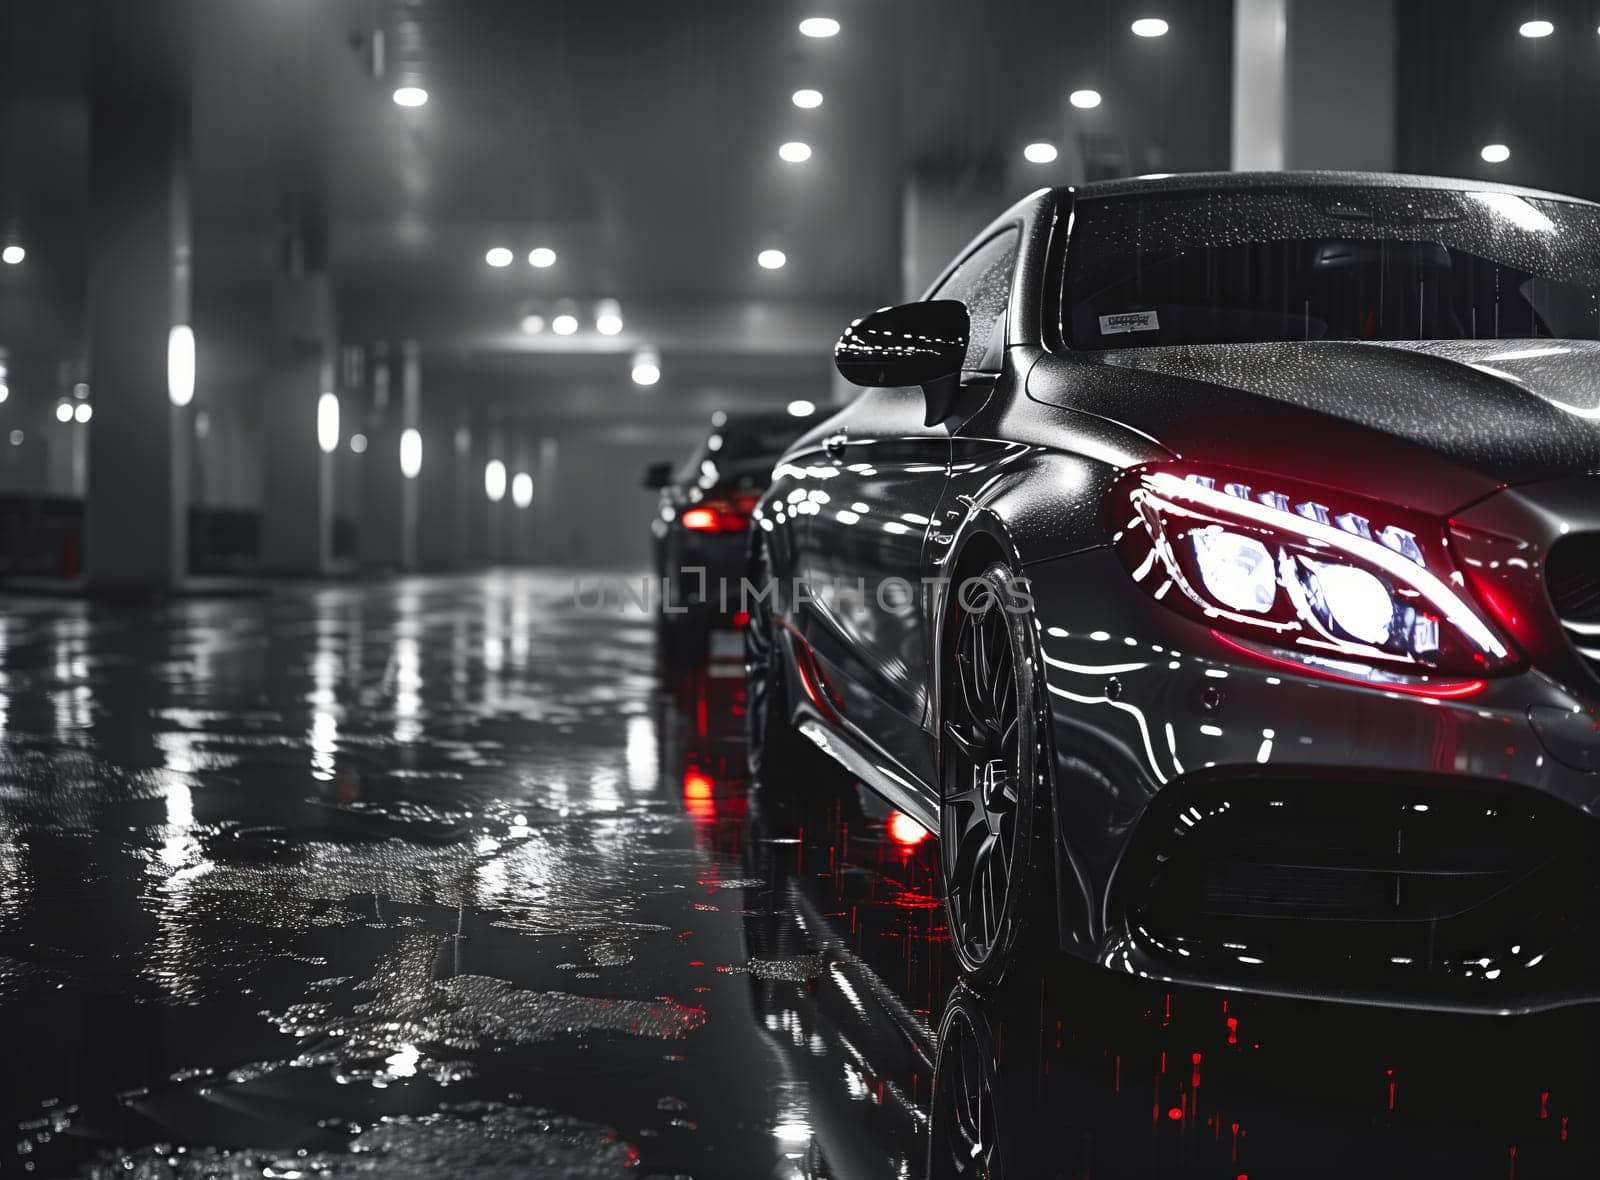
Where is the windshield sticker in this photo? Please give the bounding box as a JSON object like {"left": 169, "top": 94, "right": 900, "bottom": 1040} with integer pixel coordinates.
{"left": 1100, "top": 310, "right": 1161, "bottom": 335}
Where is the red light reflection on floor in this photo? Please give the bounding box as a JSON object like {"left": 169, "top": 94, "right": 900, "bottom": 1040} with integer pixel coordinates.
{"left": 683, "top": 769, "right": 714, "bottom": 818}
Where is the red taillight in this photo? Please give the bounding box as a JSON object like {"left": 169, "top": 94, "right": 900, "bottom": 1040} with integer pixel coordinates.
{"left": 681, "top": 491, "right": 761, "bottom": 533}
{"left": 888, "top": 811, "right": 930, "bottom": 847}
{"left": 681, "top": 507, "right": 720, "bottom": 531}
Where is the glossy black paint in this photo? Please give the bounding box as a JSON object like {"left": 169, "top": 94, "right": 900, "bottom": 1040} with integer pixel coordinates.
{"left": 753, "top": 172, "right": 1600, "bottom": 1011}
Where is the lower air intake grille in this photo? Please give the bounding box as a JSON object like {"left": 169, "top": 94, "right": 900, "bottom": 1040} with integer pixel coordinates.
{"left": 1119, "top": 778, "right": 1600, "bottom": 997}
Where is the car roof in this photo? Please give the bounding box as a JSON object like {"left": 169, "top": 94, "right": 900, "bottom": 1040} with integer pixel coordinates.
{"left": 1062, "top": 170, "right": 1600, "bottom": 207}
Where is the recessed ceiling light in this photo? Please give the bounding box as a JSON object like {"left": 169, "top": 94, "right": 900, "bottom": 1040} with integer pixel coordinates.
{"left": 792, "top": 88, "right": 823, "bottom": 109}
{"left": 392, "top": 86, "right": 428, "bottom": 107}
{"left": 632, "top": 350, "right": 662, "bottom": 386}
{"left": 520, "top": 314, "right": 545, "bottom": 334}
{"left": 778, "top": 141, "right": 813, "bottom": 163}
{"left": 511, "top": 472, "right": 534, "bottom": 509}
{"left": 551, "top": 314, "right": 579, "bottom": 335}
{"left": 758, "top": 249, "right": 788, "bottom": 270}
{"left": 1481, "top": 143, "right": 1511, "bottom": 163}
{"left": 1070, "top": 89, "right": 1103, "bottom": 109}
{"left": 1023, "top": 142, "right": 1059, "bottom": 164}
{"left": 787, "top": 399, "right": 816, "bottom": 417}
{"left": 595, "top": 299, "right": 624, "bottom": 335}
{"left": 799, "top": 16, "right": 840, "bottom": 37}
{"left": 1, "top": 245, "right": 23, "bottom": 265}
{"left": 1519, "top": 19, "right": 1554, "bottom": 37}
{"left": 528, "top": 247, "right": 557, "bottom": 268}
{"left": 74, "top": 402, "right": 92, "bottom": 424}
{"left": 55, "top": 401, "right": 72, "bottom": 423}
{"left": 350, "top": 433, "right": 368, "bottom": 454}
{"left": 485, "top": 247, "right": 513, "bottom": 268}
{"left": 1131, "top": 17, "right": 1169, "bottom": 36}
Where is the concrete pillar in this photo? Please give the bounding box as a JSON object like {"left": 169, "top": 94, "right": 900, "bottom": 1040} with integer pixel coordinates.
{"left": 1233, "top": 0, "right": 1396, "bottom": 172}
{"left": 530, "top": 436, "right": 558, "bottom": 564}
{"left": 84, "top": 0, "right": 191, "bottom": 591}
{"left": 415, "top": 398, "right": 464, "bottom": 570}
{"left": 259, "top": 266, "right": 335, "bottom": 574}
{"left": 1232, "top": 0, "right": 1287, "bottom": 171}
{"left": 450, "top": 418, "right": 472, "bottom": 569}
{"left": 357, "top": 344, "right": 403, "bottom": 570}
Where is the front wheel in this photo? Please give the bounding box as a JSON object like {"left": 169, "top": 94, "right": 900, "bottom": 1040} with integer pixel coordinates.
{"left": 939, "top": 563, "right": 1054, "bottom": 988}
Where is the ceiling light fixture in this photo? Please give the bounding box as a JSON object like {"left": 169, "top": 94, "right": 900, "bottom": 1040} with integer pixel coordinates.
{"left": 787, "top": 399, "right": 816, "bottom": 417}
{"left": 392, "top": 85, "right": 428, "bottom": 107}
{"left": 74, "top": 402, "right": 92, "bottom": 424}
{"left": 1070, "top": 89, "right": 1103, "bottom": 109}
{"left": 317, "top": 392, "right": 339, "bottom": 454}
{"left": 350, "top": 433, "right": 368, "bottom": 454}
{"left": 1024, "top": 142, "right": 1059, "bottom": 164}
{"left": 399, "top": 427, "right": 422, "bottom": 479}
{"left": 595, "top": 299, "right": 624, "bottom": 336}
{"left": 485, "top": 459, "right": 507, "bottom": 502}
{"left": 778, "top": 141, "right": 813, "bottom": 163}
{"left": 1481, "top": 143, "right": 1511, "bottom": 163}
{"left": 799, "top": 16, "right": 840, "bottom": 37}
{"left": 1131, "top": 17, "right": 1169, "bottom": 36}
{"left": 485, "top": 247, "right": 513, "bottom": 267}
{"left": 792, "top": 88, "right": 823, "bottom": 109}
{"left": 512, "top": 472, "right": 534, "bottom": 509}
{"left": 55, "top": 401, "right": 72, "bottom": 424}
{"left": 167, "top": 325, "right": 196, "bottom": 407}
{"left": 520, "top": 314, "right": 546, "bottom": 335}
{"left": 632, "top": 349, "right": 662, "bottom": 387}
{"left": 551, "top": 313, "right": 579, "bottom": 336}
{"left": 758, "top": 248, "right": 788, "bottom": 270}
{"left": 1, "top": 245, "right": 23, "bottom": 265}
{"left": 1519, "top": 19, "right": 1554, "bottom": 37}
{"left": 528, "top": 247, "right": 557, "bottom": 268}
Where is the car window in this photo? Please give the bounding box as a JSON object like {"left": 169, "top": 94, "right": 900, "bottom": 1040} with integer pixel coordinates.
{"left": 1062, "top": 187, "right": 1600, "bottom": 349}
{"left": 931, "top": 227, "right": 1020, "bottom": 370}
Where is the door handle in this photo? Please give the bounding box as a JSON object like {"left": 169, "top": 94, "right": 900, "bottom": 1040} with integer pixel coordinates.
{"left": 823, "top": 430, "right": 848, "bottom": 457}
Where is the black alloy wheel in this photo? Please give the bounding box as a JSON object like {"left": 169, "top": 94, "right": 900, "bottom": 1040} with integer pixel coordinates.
{"left": 940, "top": 563, "right": 1050, "bottom": 986}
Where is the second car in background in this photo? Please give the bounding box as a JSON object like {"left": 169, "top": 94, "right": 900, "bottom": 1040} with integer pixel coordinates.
{"left": 646, "top": 408, "right": 818, "bottom": 665}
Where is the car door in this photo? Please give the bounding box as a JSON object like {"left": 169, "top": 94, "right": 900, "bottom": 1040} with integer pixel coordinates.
{"left": 798, "top": 227, "right": 1024, "bottom": 793}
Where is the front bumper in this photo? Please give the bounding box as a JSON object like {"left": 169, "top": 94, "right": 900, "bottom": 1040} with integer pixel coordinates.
{"left": 1027, "top": 547, "right": 1600, "bottom": 1013}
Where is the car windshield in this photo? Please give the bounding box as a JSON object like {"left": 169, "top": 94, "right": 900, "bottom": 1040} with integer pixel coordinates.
{"left": 1062, "top": 185, "right": 1600, "bottom": 349}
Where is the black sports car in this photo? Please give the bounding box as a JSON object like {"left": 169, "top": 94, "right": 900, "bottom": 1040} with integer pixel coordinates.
{"left": 647, "top": 409, "right": 819, "bottom": 665}
{"left": 744, "top": 171, "right": 1600, "bottom": 1012}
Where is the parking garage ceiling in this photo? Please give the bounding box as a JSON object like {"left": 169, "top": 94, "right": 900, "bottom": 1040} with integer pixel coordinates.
{"left": 0, "top": 0, "right": 1234, "bottom": 418}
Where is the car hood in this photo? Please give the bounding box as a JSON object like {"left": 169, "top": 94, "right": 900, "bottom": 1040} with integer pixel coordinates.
{"left": 1029, "top": 339, "right": 1600, "bottom": 515}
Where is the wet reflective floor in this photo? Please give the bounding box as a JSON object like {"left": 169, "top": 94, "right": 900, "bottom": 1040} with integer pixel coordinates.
{"left": 2, "top": 572, "right": 1600, "bottom": 1177}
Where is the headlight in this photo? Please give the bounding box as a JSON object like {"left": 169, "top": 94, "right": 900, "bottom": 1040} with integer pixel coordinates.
{"left": 1113, "top": 464, "right": 1518, "bottom": 679}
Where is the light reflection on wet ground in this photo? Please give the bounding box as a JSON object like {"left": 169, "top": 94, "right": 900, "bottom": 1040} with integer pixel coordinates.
{"left": 0, "top": 572, "right": 1599, "bottom": 1177}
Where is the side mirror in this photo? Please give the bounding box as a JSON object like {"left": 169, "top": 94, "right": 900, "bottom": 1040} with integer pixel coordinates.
{"left": 834, "top": 299, "right": 969, "bottom": 427}
{"left": 642, "top": 461, "right": 674, "bottom": 490}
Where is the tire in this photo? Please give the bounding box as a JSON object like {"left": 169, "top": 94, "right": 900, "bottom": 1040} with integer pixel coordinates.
{"left": 744, "top": 543, "right": 849, "bottom": 791}
{"left": 938, "top": 562, "right": 1055, "bottom": 989}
